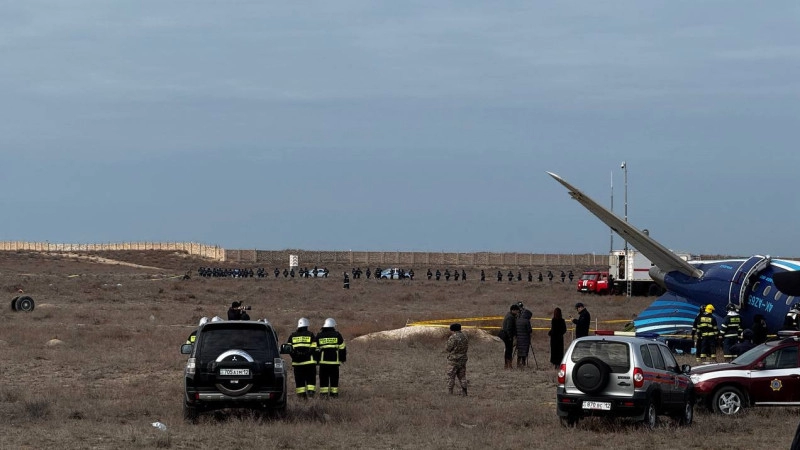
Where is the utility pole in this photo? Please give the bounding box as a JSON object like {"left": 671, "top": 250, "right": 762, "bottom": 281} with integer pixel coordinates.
{"left": 610, "top": 171, "right": 614, "bottom": 253}
{"left": 621, "top": 161, "right": 630, "bottom": 297}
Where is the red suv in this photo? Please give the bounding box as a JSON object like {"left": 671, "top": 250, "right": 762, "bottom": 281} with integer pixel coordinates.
{"left": 690, "top": 332, "right": 800, "bottom": 415}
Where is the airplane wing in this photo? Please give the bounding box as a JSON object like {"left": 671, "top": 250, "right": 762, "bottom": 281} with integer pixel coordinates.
{"left": 547, "top": 172, "right": 702, "bottom": 279}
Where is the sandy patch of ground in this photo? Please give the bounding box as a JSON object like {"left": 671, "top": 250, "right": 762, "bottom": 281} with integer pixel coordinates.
{"left": 353, "top": 325, "right": 501, "bottom": 343}
{"left": 45, "top": 252, "right": 167, "bottom": 271}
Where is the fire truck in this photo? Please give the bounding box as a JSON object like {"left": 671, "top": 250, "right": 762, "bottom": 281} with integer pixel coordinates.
{"left": 576, "top": 270, "right": 612, "bottom": 295}
{"left": 609, "top": 249, "right": 695, "bottom": 296}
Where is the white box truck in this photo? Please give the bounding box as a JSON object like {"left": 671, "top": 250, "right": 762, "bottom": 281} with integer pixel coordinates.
{"left": 609, "top": 249, "right": 694, "bottom": 296}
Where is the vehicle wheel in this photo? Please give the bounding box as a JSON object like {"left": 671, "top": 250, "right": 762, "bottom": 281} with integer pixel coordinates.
{"left": 712, "top": 386, "right": 744, "bottom": 415}
{"left": 15, "top": 296, "right": 34, "bottom": 312}
{"left": 560, "top": 415, "right": 580, "bottom": 427}
{"left": 183, "top": 401, "right": 199, "bottom": 423}
{"left": 10, "top": 296, "right": 18, "bottom": 311}
{"left": 572, "top": 357, "right": 611, "bottom": 394}
{"left": 641, "top": 401, "right": 658, "bottom": 430}
{"left": 675, "top": 396, "right": 694, "bottom": 426}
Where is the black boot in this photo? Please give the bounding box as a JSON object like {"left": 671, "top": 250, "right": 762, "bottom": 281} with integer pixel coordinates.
{"left": 462, "top": 387, "right": 468, "bottom": 396}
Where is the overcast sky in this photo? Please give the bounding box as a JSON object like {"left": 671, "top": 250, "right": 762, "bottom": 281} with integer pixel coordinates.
{"left": 2, "top": 1, "right": 799, "bottom": 256}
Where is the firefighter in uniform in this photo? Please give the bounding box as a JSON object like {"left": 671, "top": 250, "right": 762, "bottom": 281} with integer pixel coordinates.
{"left": 288, "top": 318, "right": 318, "bottom": 398}
{"left": 783, "top": 303, "right": 800, "bottom": 331}
{"left": 720, "top": 304, "right": 742, "bottom": 360}
{"left": 316, "top": 318, "right": 347, "bottom": 397}
{"left": 692, "top": 304, "right": 718, "bottom": 362}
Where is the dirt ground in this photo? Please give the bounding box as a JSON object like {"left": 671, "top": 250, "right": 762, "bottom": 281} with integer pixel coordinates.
{"left": 1, "top": 250, "right": 798, "bottom": 450}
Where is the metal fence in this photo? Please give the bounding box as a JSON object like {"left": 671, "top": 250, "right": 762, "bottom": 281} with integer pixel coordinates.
{"left": 0, "top": 241, "right": 224, "bottom": 260}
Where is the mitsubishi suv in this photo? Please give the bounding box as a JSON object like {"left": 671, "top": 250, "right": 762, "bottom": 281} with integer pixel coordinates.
{"left": 180, "top": 318, "right": 291, "bottom": 421}
{"left": 556, "top": 334, "right": 694, "bottom": 428}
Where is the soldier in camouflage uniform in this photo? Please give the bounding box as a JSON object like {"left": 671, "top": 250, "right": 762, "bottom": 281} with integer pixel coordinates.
{"left": 445, "top": 323, "right": 468, "bottom": 395}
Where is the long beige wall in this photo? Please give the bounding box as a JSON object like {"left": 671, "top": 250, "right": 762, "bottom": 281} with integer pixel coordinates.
{"left": 0, "top": 241, "right": 224, "bottom": 260}
{"left": 0, "top": 241, "right": 609, "bottom": 267}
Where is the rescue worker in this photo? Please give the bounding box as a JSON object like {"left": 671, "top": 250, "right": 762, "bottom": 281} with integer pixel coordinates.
{"left": 527, "top": 271, "right": 533, "bottom": 282}
{"left": 283, "top": 268, "right": 289, "bottom": 278}
{"left": 343, "top": 272, "right": 350, "bottom": 289}
{"left": 783, "top": 303, "right": 800, "bottom": 331}
{"left": 435, "top": 269, "right": 441, "bottom": 281}
{"left": 516, "top": 271, "right": 522, "bottom": 282}
{"left": 480, "top": 270, "right": 485, "bottom": 282}
{"left": 497, "top": 270, "right": 502, "bottom": 282}
{"left": 454, "top": 270, "right": 459, "bottom": 281}
{"left": 538, "top": 272, "right": 543, "bottom": 282}
{"left": 720, "top": 304, "right": 742, "bottom": 360}
{"left": 287, "top": 318, "right": 317, "bottom": 398}
{"left": 730, "top": 329, "right": 756, "bottom": 357}
{"left": 365, "top": 268, "right": 371, "bottom": 279}
{"left": 184, "top": 317, "right": 208, "bottom": 345}
{"left": 461, "top": 269, "right": 466, "bottom": 281}
{"left": 692, "top": 304, "right": 719, "bottom": 362}
{"left": 568, "top": 270, "right": 574, "bottom": 282}
{"left": 316, "top": 318, "right": 346, "bottom": 397}
{"left": 500, "top": 304, "right": 520, "bottom": 369}
{"left": 445, "top": 323, "right": 468, "bottom": 396}
{"left": 547, "top": 271, "right": 554, "bottom": 282}
{"left": 752, "top": 314, "right": 768, "bottom": 344}
{"left": 427, "top": 268, "right": 433, "bottom": 280}
{"left": 444, "top": 269, "right": 451, "bottom": 281}
{"left": 507, "top": 271, "right": 513, "bottom": 282}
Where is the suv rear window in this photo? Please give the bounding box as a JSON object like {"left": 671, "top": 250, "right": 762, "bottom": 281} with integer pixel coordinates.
{"left": 571, "top": 341, "right": 630, "bottom": 373}
{"left": 197, "top": 324, "right": 278, "bottom": 364}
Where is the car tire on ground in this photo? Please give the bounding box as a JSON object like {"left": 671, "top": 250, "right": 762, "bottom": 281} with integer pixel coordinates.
{"left": 712, "top": 386, "right": 745, "bottom": 415}
{"left": 572, "top": 357, "right": 611, "bottom": 394}
{"left": 641, "top": 400, "right": 658, "bottom": 429}
{"left": 15, "top": 296, "right": 34, "bottom": 312}
{"left": 674, "top": 395, "right": 694, "bottom": 426}
{"left": 560, "top": 415, "right": 580, "bottom": 427}
{"left": 183, "top": 401, "right": 199, "bottom": 423}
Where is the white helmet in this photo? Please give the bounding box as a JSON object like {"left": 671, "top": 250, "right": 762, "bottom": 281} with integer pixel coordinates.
{"left": 323, "top": 318, "right": 337, "bottom": 328}
{"left": 297, "top": 317, "right": 310, "bottom": 328}
{"left": 211, "top": 316, "right": 223, "bottom": 322}
{"left": 198, "top": 316, "right": 209, "bottom": 326}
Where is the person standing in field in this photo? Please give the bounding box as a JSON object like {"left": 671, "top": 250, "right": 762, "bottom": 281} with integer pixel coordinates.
{"left": 500, "top": 304, "right": 520, "bottom": 369}
{"left": 571, "top": 303, "right": 590, "bottom": 338}
{"left": 515, "top": 307, "right": 533, "bottom": 368}
{"left": 445, "top": 323, "right": 468, "bottom": 395}
{"left": 288, "top": 318, "right": 318, "bottom": 398}
{"left": 548, "top": 307, "right": 567, "bottom": 369}
{"left": 316, "top": 318, "right": 347, "bottom": 398}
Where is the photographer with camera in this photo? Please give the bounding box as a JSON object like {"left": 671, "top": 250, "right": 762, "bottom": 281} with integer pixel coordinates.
{"left": 227, "top": 301, "right": 251, "bottom": 320}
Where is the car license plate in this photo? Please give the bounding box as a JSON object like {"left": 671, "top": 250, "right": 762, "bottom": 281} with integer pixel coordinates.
{"left": 583, "top": 401, "right": 611, "bottom": 411}
{"left": 219, "top": 368, "right": 250, "bottom": 376}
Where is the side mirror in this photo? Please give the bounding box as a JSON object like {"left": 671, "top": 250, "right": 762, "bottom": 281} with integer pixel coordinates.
{"left": 681, "top": 364, "right": 692, "bottom": 374}
{"left": 180, "top": 344, "right": 193, "bottom": 355}
{"left": 280, "top": 343, "right": 293, "bottom": 355}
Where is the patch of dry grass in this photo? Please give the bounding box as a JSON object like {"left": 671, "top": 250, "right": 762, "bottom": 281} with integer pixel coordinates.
{"left": 0, "top": 252, "right": 798, "bottom": 449}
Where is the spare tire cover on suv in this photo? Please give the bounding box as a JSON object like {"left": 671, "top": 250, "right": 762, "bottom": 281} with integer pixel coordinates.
{"left": 572, "top": 357, "right": 611, "bottom": 394}
{"left": 214, "top": 350, "right": 255, "bottom": 397}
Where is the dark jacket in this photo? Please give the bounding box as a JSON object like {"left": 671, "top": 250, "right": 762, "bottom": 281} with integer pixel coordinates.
{"left": 316, "top": 327, "right": 346, "bottom": 365}
{"left": 515, "top": 310, "right": 533, "bottom": 356}
{"left": 573, "top": 309, "right": 590, "bottom": 338}
{"left": 501, "top": 312, "right": 517, "bottom": 341}
{"left": 549, "top": 317, "right": 567, "bottom": 365}
{"left": 287, "top": 327, "right": 317, "bottom": 366}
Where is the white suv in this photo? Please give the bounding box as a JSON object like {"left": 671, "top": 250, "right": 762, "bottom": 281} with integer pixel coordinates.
{"left": 556, "top": 335, "right": 694, "bottom": 428}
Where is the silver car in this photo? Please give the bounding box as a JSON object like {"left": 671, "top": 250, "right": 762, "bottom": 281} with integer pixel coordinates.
{"left": 556, "top": 334, "right": 694, "bottom": 428}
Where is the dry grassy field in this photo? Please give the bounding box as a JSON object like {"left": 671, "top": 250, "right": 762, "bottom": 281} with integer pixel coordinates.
{"left": 1, "top": 251, "right": 798, "bottom": 450}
